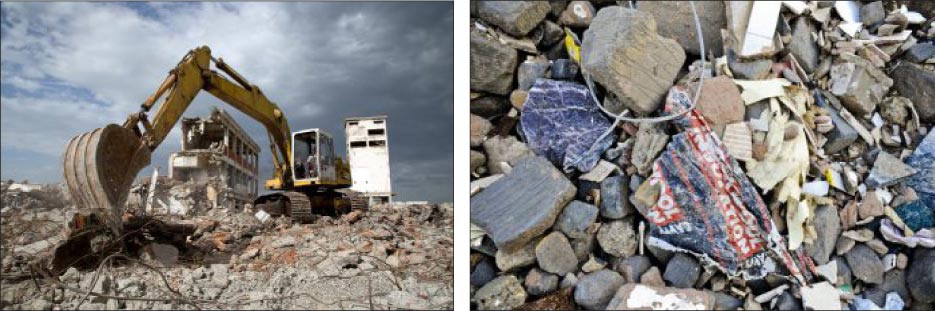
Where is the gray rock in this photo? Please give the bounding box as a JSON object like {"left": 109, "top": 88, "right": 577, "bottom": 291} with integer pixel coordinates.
{"left": 829, "top": 54, "right": 893, "bottom": 116}
{"left": 535, "top": 20, "right": 564, "bottom": 47}
{"left": 535, "top": 231, "right": 578, "bottom": 275}
{"left": 517, "top": 59, "right": 550, "bottom": 91}
{"left": 664, "top": 253, "right": 701, "bottom": 288}
{"left": 581, "top": 255, "right": 607, "bottom": 273}
{"left": 865, "top": 269, "right": 910, "bottom": 306}
{"left": 470, "top": 30, "right": 518, "bottom": 95}
{"left": 727, "top": 50, "right": 772, "bottom": 80}
{"left": 473, "top": 156, "right": 576, "bottom": 251}
{"left": 907, "top": 42, "right": 935, "bottom": 63}
{"left": 815, "top": 91, "right": 858, "bottom": 155}
{"left": 647, "top": 241, "right": 674, "bottom": 263}
{"left": 907, "top": 248, "right": 935, "bottom": 303}
{"left": 600, "top": 175, "right": 633, "bottom": 219}
{"left": 880, "top": 96, "right": 911, "bottom": 126}
{"left": 471, "top": 260, "right": 497, "bottom": 288}
{"left": 804, "top": 205, "right": 841, "bottom": 265}
{"left": 712, "top": 292, "right": 743, "bottom": 310}
{"left": 550, "top": 59, "right": 578, "bottom": 80}
{"left": 476, "top": 1, "right": 551, "bottom": 37}
{"left": 569, "top": 232, "right": 595, "bottom": 262}
{"left": 524, "top": 268, "right": 559, "bottom": 296}
{"left": 596, "top": 218, "right": 638, "bottom": 257}
{"left": 140, "top": 243, "right": 179, "bottom": 266}
{"left": 580, "top": 7, "right": 685, "bottom": 115}
{"left": 775, "top": 291, "right": 802, "bottom": 310}
{"left": 835, "top": 256, "right": 853, "bottom": 285}
{"left": 471, "top": 95, "right": 511, "bottom": 118}
{"left": 788, "top": 17, "right": 819, "bottom": 73}
{"left": 482, "top": 136, "right": 535, "bottom": 175}
{"left": 616, "top": 255, "right": 652, "bottom": 283}
{"left": 474, "top": 275, "right": 528, "bottom": 310}
{"left": 892, "top": 62, "right": 935, "bottom": 122}
{"left": 639, "top": 1, "right": 725, "bottom": 56}
{"left": 496, "top": 237, "right": 538, "bottom": 272}
{"left": 553, "top": 200, "right": 598, "bottom": 239}
{"left": 560, "top": 272, "right": 578, "bottom": 289}
{"left": 574, "top": 269, "right": 625, "bottom": 310}
{"left": 866, "top": 151, "right": 918, "bottom": 189}
{"left": 845, "top": 244, "right": 884, "bottom": 284}
{"left": 861, "top": 1, "right": 886, "bottom": 27}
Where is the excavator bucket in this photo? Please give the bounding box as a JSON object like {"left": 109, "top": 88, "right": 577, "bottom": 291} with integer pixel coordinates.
{"left": 62, "top": 124, "right": 152, "bottom": 237}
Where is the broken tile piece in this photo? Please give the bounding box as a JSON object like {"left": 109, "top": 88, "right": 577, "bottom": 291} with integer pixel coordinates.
{"left": 722, "top": 123, "right": 754, "bottom": 161}
{"left": 866, "top": 151, "right": 918, "bottom": 189}
{"left": 801, "top": 281, "right": 843, "bottom": 310}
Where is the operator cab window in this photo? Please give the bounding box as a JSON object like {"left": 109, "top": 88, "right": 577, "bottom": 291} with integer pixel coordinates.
{"left": 293, "top": 131, "right": 319, "bottom": 181}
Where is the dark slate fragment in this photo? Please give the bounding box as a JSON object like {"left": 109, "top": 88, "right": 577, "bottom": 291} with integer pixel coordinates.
{"left": 471, "top": 156, "right": 577, "bottom": 251}
{"left": 471, "top": 260, "right": 497, "bottom": 287}
{"left": 520, "top": 79, "right": 615, "bottom": 172}
{"left": 553, "top": 200, "right": 599, "bottom": 239}
{"left": 600, "top": 175, "right": 633, "bottom": 219}
{"left": 664, "top": 253, "right": 702, "bottom": 288}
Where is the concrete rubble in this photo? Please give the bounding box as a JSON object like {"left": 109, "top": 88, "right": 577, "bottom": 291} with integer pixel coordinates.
{"left": 471, "top": 1, "right": 935, "bottom": 310}
{"left": 1, "top": 180, "right": 453, "bottom": 309}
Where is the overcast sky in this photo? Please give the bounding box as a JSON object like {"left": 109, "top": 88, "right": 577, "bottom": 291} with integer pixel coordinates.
{"left": 0, "top": 2, "right": 454, "bottom": 202}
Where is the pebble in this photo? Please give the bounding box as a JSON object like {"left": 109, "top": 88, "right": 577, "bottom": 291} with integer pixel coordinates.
{"left": 552, "top": 200, "right": 598, "bottom": 239}
{"left": 474, "top": 275, "right": 528, "bottom": 310}
{"left": 907, "top": 247, "right": 935, "bottom": 303}
{"left": 845, "top": 244, "right": 884, "bottom": 284}
{"left": 640, "top": 266, "right": 665, "bottom": 287}
{"left": 573, "top": 269, "right": 624, "bottom": 310}
{"left": 535, "top": 232, "right": 579, "bottom": 276}
{"left": 616, "top": 255, "right": 652, "bottom": 283}
{"left": 663, "top": 253, "right": 701, "bottom": 289}
{"left": 595, "top": 218, "right": 638, "bottom": 258}
{"left": 524, "top": 268, "right": 559, "bottom": 296}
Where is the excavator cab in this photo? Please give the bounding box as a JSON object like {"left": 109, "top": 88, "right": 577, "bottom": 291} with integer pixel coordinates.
{"left": 292, "top": 129, "right": 337, "bottom": 186}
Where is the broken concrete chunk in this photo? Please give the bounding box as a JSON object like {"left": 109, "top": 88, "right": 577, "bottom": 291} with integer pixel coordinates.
{"left": 800, "top": 281, "right": 843, "bottom": 310}
{"left": 692, "top": 76, "right": 745, "bottom": 126}
{"left": 639, "top": 1, "right": 726, "bottom": 56}
{"left": 892, "top": 62, "right": 935, "bottom": 122}
{"left": 482, "top": 135, "right": 535, "bottom": 175}
{"left": 859, "top": 191, "right": 885, "bottom": 219}
{"left": 474, "top": 275, "right": 528, "bottom": 310}
{"left": 475, "top": 1, "right": 551, "bottom": 37}
{"left": 519, "top": 79, "right": 615, "bottom": 172}
{"left": 573, "top": 269, "right": 624, "bottom": 310}
{"left": 139, "top": 243, "right": 179, "bottom": 266}
{"left": 471, "top": 156, "right": 576, "bottom": 251}
{"left": 596, "top": 218, "right": 638, "bottom": 258}
{"left": 866, "top": 151, "right": 917, "bottom": 189}
{"left": 605, "top": 284, "right": 715, "bottom": 310}
{"left": 829, "top": 56, "right": 893, "bottom": 116}
{"left": 580, "top": 7, "right": 685, "bottom": 115}
{"left": 496, "top": 239, "right": 538, "bottom": 272}
{"left": 552, "top": 200, "right": 598, "bottom": 239}
{"left": 470, "top": 29, "right": 518, "bottom": 95}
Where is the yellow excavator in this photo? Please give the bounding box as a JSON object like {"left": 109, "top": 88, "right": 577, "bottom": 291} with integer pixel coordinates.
{"left": 62, "top": 46, "right": 365, "bottom": 239}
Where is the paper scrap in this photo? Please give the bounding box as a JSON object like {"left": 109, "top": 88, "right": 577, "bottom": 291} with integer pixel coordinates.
{"left": 740, "top": 1, "right": 782, "bottom": 56}
{"left": 734, "top": 79, "right": 792, "bottom": 104}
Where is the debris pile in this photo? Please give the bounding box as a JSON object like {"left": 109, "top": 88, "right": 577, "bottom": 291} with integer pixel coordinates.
{"left": 1, "top": 180, "right": 453, "bottom": 310}
{"left": 470, "top": 1, "right": 935, "bottom": 310}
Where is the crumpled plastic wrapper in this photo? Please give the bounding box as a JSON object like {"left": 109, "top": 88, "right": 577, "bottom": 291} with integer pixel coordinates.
{"left": 635, "top": 85, "right": 815, "bottom": 283}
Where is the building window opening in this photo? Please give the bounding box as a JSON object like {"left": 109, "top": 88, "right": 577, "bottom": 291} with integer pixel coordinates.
{"left": 369, "top": 140, "right": 386, "bottom": 147}
{"left": 294, "top": 132, "right": 318, "bottom": 180}
{"left": 350, "top": 141, "right": 367, "bottom": 148}
{"left": 367, "top": 128, "right": 385, "bottom": 136}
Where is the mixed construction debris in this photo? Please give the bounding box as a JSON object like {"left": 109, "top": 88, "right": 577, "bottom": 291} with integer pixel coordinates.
{"left": 1, "top": 180, "right": 453, "bottom": 310}
{"left": 471, "top": 1, "right": 935, "bottom": 310}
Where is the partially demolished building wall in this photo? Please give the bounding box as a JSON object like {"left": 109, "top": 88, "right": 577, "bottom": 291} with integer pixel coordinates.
{"left": 345, "top": 116, "right": 393, "bottom": 205}
{"left": 168, "top": 107, "right": 259, "bottom": 209}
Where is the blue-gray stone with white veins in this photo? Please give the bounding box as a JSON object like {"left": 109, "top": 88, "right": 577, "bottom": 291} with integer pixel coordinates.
{"left": 520, "top": 79, "right": 615, "bottom": 173}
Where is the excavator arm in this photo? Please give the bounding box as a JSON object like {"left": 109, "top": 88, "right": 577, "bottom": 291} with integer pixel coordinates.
{"left": 62, "top": 46, "right": 293, "bottom": 236}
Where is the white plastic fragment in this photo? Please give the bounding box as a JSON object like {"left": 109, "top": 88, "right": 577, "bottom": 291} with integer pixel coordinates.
{"left": 740, "top": 1, "right": 782, "bottom": 56}
{"left": 835, "top": 1, "right": 860, "bottom": 23}
{"left": 838, "top": 22, "right": 862, "bottom": 37}
{"left": 871, "top": 113, "right": 884, "bottom": 128}
{"left": 802, "top": 180, "right": 830, "bottom": 197}
{"left": 801, "top": 281, "right": 843, "bottom": 310}
{"left": 815, "top": 260, "right": 838, "bottom": 284}
{"left": 254, "top": 210, "right": 271, "bottom": 223}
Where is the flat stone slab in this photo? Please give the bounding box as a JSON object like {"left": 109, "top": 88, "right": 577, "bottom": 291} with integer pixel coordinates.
{"left": 472, "top": 156, "right": 576, "bottom": 251}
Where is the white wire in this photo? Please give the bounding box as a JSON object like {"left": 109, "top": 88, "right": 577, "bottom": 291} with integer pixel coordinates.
{"left": 572, "top": 1, "right": 706, "bottom": 170}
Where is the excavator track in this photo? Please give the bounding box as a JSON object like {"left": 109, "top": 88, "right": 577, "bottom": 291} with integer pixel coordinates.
{"left": 282, "top": 191, "right": 313, "bottom": 223}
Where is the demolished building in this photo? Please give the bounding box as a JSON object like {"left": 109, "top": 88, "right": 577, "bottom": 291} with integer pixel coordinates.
{"left": 345, "top": 116, "right": 394, "bottom": 205}
{"left": 164, "top": 107, "right": 259, "bottom": 211}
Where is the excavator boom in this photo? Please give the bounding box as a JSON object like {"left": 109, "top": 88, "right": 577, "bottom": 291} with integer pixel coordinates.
{"left": 62, "top": 46, "right": 294, "bottom": 235}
